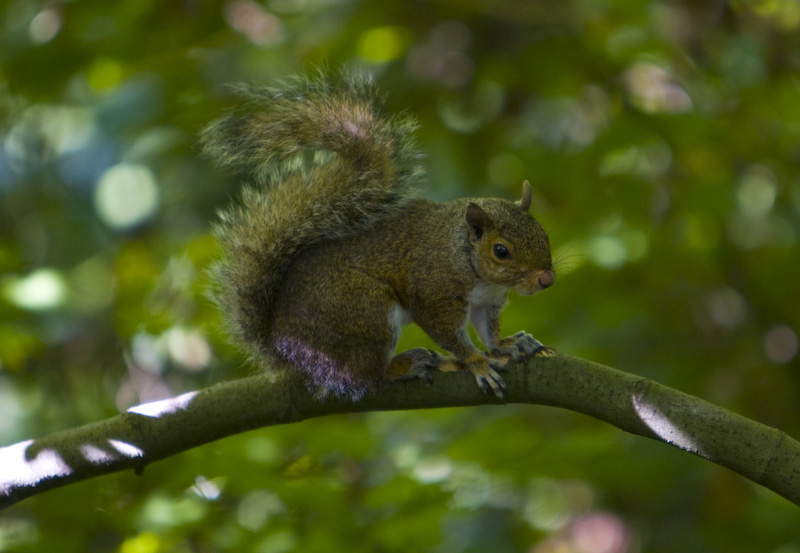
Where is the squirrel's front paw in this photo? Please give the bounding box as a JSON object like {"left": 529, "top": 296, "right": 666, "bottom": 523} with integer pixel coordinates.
{"left": 466, "top": 355, "right": 507, "bottom": 400}
{"left": 491, "top": 331, "right": 552, "bottom": 360}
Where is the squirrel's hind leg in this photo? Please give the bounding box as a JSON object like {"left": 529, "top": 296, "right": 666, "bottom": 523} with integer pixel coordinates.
{"left": 385, "top": 348, "right": 442, "bottom": 384}
{"left": 271, "top": 268, "right": 401, "bottom": 401}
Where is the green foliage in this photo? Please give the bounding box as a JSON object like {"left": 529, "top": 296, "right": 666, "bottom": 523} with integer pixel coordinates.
{"left": 2, "top": 0, "right": 800, "bottom": 551}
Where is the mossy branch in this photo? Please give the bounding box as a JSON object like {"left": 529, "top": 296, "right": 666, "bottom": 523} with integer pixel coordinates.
{"left": 2, "top": 352, "right": 799, "bottom": 509}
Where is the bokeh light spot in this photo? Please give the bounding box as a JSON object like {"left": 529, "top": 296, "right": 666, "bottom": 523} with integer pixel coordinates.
{"left": 166, "top": 327, "right": 212, "bottom": 372}
{"left": 764, "top": 324, "right": 798, "bottom": 364}
{"left": 706, "top": 287, "right": 747, "bottom": 329}
{"left": 571, "top": 512, "right": 630, "bottom": 553}
{"left": 587, "top": 235, "right": 627, "bottom": 270}
{"left": 87, "top": 57, "right": 124, "bottom": 93}
{"left": 2, "top": 269, "right": 67, "bottom": 310}
{"left": 119, "top": 532, "right": 160, "bottom": 553}
{"left": 29, "top": 8, "right": 62, "bottom": 44}
{"left": 94, "top": 162, "right": 159, "bottom": 230}
{"left": 623, "top": 61, "right": 692, "bottom": 114}
{"left": 357, "top": 26, "right": 411, "bottom": 63}
{"left": 737, "top": 165, "right": 777, "bottom": 217}
{"left": 224, "top": 0, "right": 284, "bottom": 46}
{"left": 237, "top": 489, "right": 287, "bottom": 531}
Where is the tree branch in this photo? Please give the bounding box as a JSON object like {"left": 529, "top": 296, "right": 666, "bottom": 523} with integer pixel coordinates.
{"left": 2, "top": 352, "right": 799, "bottom": 510}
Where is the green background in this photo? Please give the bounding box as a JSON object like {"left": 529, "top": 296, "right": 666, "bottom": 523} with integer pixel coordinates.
{"left": 2, "top": 0, "right": 800, "bottom": 551}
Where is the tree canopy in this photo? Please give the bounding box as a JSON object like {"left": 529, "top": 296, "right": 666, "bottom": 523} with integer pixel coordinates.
{"left": 1, "top": 1, "right": 799, "bottom": 552}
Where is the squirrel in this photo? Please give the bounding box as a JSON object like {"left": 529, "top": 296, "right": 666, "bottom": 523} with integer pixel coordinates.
{"left": 201, "top": 73, "right": 555, "bottom": 402}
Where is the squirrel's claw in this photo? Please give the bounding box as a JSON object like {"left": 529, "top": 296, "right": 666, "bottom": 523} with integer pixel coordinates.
{"left": 534, "top": 346, "right": 556, "bottom": 358}
{"left": 491, "top": 332, "right": 552, "bottom": 360}
{"left": 468, "top": 359, "right": 507, "bottom": 401}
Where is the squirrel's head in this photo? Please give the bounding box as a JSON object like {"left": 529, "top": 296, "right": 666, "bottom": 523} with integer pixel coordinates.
{"left": 465, "top": 180, "right": 554, "bottom": 296}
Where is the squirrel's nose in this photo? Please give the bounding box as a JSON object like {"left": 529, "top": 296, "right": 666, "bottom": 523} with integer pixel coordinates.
{"left": 537, "top": 269, "right": 554, "bottom": 290}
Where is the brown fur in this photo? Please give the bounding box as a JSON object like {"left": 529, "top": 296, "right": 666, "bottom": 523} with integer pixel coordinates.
{"left": 203, "top": 73, "right": 554, "bottom": 401}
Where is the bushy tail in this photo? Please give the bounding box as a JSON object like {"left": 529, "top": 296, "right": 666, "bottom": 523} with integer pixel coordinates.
{"left": 201, "top": 73, "right": 424, "bottom": 362}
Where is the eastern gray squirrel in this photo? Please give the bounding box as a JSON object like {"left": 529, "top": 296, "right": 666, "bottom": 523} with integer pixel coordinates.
{"left": 201, "top": 73, "right": 555, "bottom": 401}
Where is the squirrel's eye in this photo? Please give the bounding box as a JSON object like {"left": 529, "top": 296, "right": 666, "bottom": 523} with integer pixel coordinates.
{"left": 493, "top": 243, "right": 510, "bottom": 260}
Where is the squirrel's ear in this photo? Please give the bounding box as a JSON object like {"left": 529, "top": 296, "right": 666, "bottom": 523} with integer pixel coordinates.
{"left": 518, "top": 180, "right": 532, "bottom": 211}
{"left": 466, "top": 202, "right": 490, "bottom": 241}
